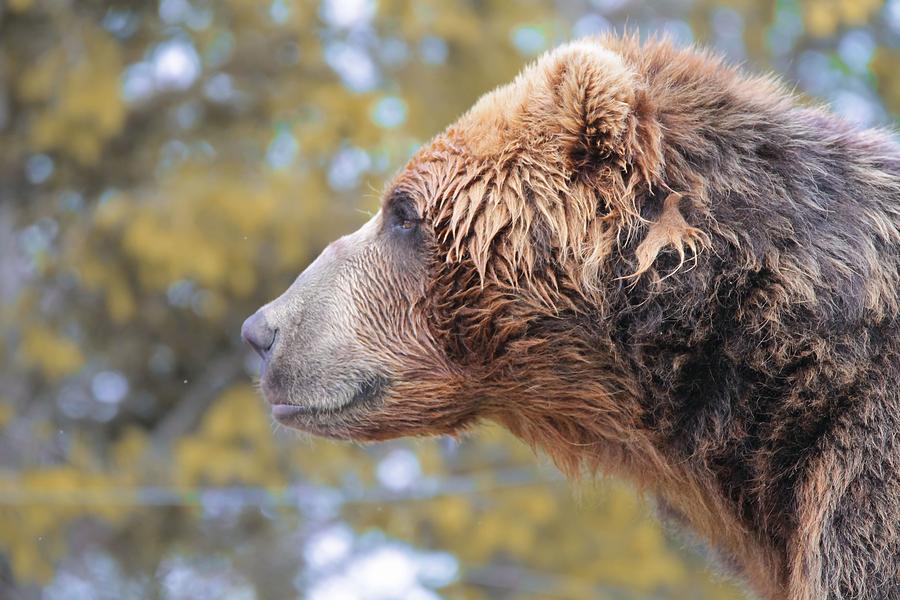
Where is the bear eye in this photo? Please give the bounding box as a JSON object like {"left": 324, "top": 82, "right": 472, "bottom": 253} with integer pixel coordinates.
{"left": 387, "top": 193, "right": 421, "bottom": 234}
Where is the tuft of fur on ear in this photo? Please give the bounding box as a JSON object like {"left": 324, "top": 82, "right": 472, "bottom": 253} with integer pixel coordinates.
{"left": 532, "top": 41, "right": 638, "bottom": 172}
{"left": 522, "top": 40, "right": 665, "bottom": 229}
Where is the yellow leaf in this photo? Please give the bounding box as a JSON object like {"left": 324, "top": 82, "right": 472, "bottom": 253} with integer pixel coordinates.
{"left": 7, "top": 0, "right": 34, "bottom": 12}
{"left": 19, "top": 326, "right": 85, "bottom": 380}
{"left": 804, "top": 2, "right": 838, "bottom": 37}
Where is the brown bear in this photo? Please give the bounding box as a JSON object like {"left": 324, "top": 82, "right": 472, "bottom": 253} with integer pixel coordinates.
{"left": 241, "top": 36, "right": 900, "bottom": 600}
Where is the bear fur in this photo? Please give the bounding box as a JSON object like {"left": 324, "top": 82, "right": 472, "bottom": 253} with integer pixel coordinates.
{"left": 420, "top": 37, "right": 900, "bottom": 599}
{"left": 246, "top": 35, "right": 900, "bottom": 599}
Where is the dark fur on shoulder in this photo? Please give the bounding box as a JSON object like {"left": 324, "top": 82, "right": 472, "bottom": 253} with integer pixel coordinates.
{"left": 611, "top": 37, "right": 900, "bottom": 600}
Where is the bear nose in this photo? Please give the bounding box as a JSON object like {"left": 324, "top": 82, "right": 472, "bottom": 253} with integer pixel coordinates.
{"left": 241, "top": 311, "right": 277, "bottom": 359}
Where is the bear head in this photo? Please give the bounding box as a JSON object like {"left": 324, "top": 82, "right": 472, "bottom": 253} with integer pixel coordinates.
{"left": 241, "top": 39, "right": 673, "bottom": 453}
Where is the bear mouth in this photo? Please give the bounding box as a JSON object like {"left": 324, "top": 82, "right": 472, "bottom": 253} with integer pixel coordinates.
{"left": 268, "top": 374, "right": 389, "bottom": 433}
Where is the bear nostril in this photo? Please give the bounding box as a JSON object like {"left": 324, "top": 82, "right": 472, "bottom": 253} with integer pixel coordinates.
{"left": 241, "top": 311, "right": 277, "bottom": 359}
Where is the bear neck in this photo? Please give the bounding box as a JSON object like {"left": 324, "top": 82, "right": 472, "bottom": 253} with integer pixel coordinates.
{"left": 487, "top": 342, "right": 787, "bottom": 599}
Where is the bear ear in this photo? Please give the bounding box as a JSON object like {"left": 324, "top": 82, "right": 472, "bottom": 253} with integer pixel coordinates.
{"left": 529, "top": 41, "right": 656, "bottom": 178}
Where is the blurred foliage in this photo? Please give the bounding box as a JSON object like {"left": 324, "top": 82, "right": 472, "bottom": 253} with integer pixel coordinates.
{"left": 0, "top": 0, "right": 896, "bottom": 598}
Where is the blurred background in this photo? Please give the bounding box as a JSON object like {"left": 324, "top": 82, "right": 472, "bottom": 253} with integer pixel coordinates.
{"left": 0, "top": 0, "right": 897, "bottom": 598}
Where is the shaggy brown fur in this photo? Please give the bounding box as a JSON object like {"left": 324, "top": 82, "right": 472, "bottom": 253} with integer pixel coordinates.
{"left": 245, "top": 35, "right": 900, "bottom": 599}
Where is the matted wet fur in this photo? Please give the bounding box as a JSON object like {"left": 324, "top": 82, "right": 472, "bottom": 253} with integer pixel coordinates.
{"left": 244, "top": 35, "right": 900, "bottom": 599}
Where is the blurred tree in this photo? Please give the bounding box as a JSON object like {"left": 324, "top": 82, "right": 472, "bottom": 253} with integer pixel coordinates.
{"left": 0, "top": 0, "right": 896, "bottom": 598}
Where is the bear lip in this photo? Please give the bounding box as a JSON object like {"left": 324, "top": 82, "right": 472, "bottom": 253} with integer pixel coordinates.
{"left": 268, "top": 373, "right": 389, "bottom": 427}
{"left": 270, "top": 403, "right": 306, "bottom": 419}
